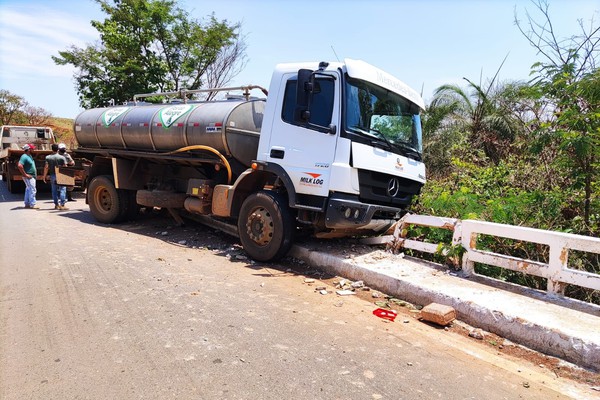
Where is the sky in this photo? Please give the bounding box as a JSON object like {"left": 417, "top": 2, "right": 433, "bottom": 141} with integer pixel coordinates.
{"left": 0, "top": 0, "right": 598, "bottom": 119}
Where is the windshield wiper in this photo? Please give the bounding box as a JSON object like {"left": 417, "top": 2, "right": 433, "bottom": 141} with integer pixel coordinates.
{"left": 349, "top": 125, "right": 421, "bottom": 160}
{"left": 393, "top": 141, "right": 422, "bottom": 161}
{"left": 368, "top": 127, "right": 394, "bottom": 151}
{"left": 350, "top": 125, "right": 393, "bottom": 151}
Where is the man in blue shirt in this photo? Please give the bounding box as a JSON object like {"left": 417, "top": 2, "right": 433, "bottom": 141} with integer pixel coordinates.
{"left": 17, "top": 143, "right": 39, "bottom": 209}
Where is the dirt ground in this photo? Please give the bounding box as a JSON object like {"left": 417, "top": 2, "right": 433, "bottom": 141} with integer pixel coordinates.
{"left": 3, "top": 191, "right": 599, "bottom": 399}
{"left": 136, "top": 209, "right": 600, "bottom": 389}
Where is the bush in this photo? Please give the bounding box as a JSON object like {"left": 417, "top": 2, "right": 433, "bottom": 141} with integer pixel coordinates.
{"left": 411, "top": 156, "right": 599, "bottom": 304}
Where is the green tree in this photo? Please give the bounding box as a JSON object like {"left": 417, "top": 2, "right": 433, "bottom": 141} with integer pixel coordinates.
{"left": 0, "top": 90, "right": 26, "bottom": 125}
{"left": 515, "top": 0, "right": 600, "bottom": 230}
{"left": 426, "top": 68, "right": 521, "bottom": 168}
{"left": 53, "top": 0, "right": 245, "bottom": 108}
{"left": 421, "top": 92, "right": 465, "bottom": 177}
{"left": 23, "top": 105, "right": 52, "bottom": 126}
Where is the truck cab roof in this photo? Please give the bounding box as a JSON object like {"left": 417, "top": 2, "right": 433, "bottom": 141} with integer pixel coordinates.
{"left": 272, "top": 58, "right": 425, "bottom": 110}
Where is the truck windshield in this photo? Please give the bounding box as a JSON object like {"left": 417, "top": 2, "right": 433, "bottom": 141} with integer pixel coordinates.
{"left": 344, "top": 77, "right": 423, "bottom": 159}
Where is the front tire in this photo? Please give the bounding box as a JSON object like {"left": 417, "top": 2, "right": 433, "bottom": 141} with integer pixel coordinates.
{"left": 238, "top": 191, "right": 295, "bottom": 262}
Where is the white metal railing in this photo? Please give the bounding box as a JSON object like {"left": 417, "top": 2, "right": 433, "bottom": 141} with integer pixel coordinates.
{"left": 391, "top": 214, "right": 600, "bottom": 297}
{"left": 390, "top": 214, "right": 461, "bottom": 254}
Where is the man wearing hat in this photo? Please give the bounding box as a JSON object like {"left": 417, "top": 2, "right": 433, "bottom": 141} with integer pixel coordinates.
{"left": 17, "top": 143, "right": 39, "bottom": 209}
{"left": 58, "top": 143, "right": 76, "bottom": 202}
{"left": 42, "top": 143, "right": 68, "bottom": 210}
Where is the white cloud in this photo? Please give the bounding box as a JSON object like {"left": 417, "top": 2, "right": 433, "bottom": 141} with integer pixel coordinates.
{"left": 0, "top": 3, "right": 101, "bottom": 117}
{"left": 0, "top": 6, "right": 98, "bottom": 80}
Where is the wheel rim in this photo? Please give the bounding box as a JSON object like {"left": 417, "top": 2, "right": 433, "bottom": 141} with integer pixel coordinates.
{"left": 94, "top": 186, "right": 113, "bottom": 214}
{"left": 245, "top": 206, "right": 274, "bottom": 246}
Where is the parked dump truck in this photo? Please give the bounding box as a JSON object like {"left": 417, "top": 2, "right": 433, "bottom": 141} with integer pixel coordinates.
{"left": 73, "top": 59, "right": 426, "bottom": 261}
{"left": 0, "top": 125, "right": 55, "bottom": 193}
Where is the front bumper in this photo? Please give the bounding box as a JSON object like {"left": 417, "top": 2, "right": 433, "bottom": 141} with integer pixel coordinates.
{"left": 324, "top": 193, "right": 402, "bottom": 229}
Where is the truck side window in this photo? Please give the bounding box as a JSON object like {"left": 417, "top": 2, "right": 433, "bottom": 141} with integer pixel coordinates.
{"left": 282, "top": 78, "right": 334, "bottom": 128}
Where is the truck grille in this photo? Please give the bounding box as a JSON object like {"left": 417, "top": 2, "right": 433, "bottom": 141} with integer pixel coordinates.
{"left": 357, "top": 169, "right": 423, "bottom": 208}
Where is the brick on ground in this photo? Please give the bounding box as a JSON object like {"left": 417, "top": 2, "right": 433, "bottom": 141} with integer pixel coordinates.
{"left": 420, "top": 303, "right": 456, "bottom": 326}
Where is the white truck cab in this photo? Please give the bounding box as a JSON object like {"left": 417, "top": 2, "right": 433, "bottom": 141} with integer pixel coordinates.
{"left": 252, "top": 59, "right": 426, "bottom": 234}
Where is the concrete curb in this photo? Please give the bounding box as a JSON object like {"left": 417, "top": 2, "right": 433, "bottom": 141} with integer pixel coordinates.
{"left": 290, "top": 245, "right": 600, "bottom": 372}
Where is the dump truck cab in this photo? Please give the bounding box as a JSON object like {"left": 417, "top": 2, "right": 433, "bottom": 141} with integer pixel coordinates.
{"left": 0, "top": 125, "right": 56, "bottom": 193}
{"left": 0, "top": 125, "right": 55, "bottom": 157}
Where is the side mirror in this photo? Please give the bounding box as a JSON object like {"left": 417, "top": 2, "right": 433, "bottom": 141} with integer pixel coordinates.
{"left": 294, "top": 68, "right": 313, "bottom": 122}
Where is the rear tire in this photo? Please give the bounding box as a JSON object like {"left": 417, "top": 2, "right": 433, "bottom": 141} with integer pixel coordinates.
{"left": 117, "top": 189, "right": 140, "bottom": 222}
{"left": 88, "top": 175, "right": 125, "bottom": 224}
{"left": 238, "top": 191, "right": 295, "bottom": 262}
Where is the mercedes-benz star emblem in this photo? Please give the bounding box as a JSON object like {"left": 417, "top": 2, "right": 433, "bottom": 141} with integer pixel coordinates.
{"left": 387, "top": 178, "right": 400, "bottom": 197}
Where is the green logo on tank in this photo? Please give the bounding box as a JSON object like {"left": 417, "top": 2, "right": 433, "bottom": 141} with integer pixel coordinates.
{"left": 102, "top": 107, "right": 129, "bottom": 126}
{"left": 159, "top": 104, "right": 194, "bottom": 127}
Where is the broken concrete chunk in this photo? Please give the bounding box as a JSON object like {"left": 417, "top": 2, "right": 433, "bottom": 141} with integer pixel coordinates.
{"left": 336, "top": 289, "right": 356, "bottom": 296}
{"left": 420, "top": 303, "right": 456, "bottom": 326}
{"left": 469, "top": 328, "right": 485, "bottom": 340}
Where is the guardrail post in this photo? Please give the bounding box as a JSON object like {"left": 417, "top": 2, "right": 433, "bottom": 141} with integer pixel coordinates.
{"left": 547, "top": 245, "right": 568, "bottom": 296}
{"left": 461, "top": 221, "right": 476, "bottom": 277}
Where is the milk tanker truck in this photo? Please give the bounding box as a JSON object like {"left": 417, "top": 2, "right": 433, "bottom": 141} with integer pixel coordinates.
{"left": 74, "top": 59, "right": 426, "bottom": 261}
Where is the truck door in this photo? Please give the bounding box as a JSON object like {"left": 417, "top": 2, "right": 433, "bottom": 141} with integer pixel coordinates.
{"left": 265, "top": 72, "right": 340, "bottom": 199}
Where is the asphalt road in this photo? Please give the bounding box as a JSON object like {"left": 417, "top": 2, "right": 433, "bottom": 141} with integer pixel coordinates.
{"left": 0, "top": 182, "right": 590, "bottom": 399}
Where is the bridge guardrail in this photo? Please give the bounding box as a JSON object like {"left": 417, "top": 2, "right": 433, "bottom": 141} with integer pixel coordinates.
{"left": 391, "top": 214, "right": 600, "bottom": 297}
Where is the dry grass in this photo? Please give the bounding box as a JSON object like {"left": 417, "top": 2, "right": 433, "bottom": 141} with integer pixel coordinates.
{"left": 48, "top": 117, "right": 76, "bottom": 148}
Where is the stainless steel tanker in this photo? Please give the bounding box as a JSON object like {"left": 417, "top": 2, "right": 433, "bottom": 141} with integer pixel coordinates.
{"left": 74, "top": 98, "right": 265, "bottom": 167}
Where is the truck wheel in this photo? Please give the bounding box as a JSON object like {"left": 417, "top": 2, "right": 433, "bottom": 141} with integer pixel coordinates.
{"left": 88, "top": 175, "right": 125, "bottom": 224}
{"left": 238, "top": 191, "right": 295, "bottom": 262}
{"left": 116, "top": 189, "right": 139, "bottom": 222}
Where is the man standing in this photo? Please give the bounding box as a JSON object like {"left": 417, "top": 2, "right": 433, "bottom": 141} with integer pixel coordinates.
{"left": 42, "top": 143, "right": 68, "bottom": 210}
{"left": 17, "top": 143, "right": 39, "bottom": 209}
{"left": 58, "top": 143, "right": 76, "bottom": 202}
